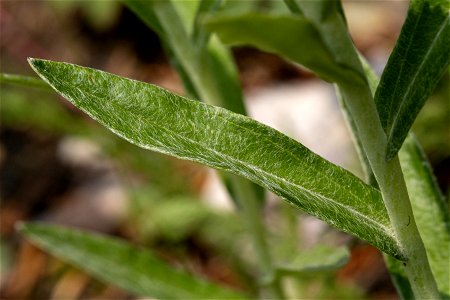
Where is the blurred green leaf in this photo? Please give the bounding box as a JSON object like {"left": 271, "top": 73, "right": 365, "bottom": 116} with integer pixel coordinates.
{"left": 193, "top": 0, "right": 222, "bottom": 48}
{"left": 29, "top": 58, "right": 404, "bottom": 259}
{"left": 20, "top": 223, "right": 249, "bottom": 299}
{"left": 399, "top": 134, "right": 450, "bottom": 297}
{"left": 204, "top": 13, "right": 357, "bottom": 84}
{"left": 0, "top": 87, "right": 192, "bottom": 196}
{"left": 0, "top": 88, "right": 88, "bottom": 135}
{"left": 385, "top": 255, "right": 415, "bottom": 300}
{"left": 276, "top": 245, "right": 349, "bottom": 275}
{"left": 1, "top": 73, "right": 51, "bottom": 91}
{"left": 374, "top": 0, "right": 450, "bottom": 160}
{"left": 130, "top": 191, "right": 210, "bottom": 243}
{"left": 172, "top": 0, "right": 200, "bottom": 36}
{"left": 411, "top": 73, "right": 450, "bottom": 162}
{"left": 283, "top": 0, "right": 360, "bottom": 78}
{"left": 50, "top": 0, "right": 120, "bottom": 31}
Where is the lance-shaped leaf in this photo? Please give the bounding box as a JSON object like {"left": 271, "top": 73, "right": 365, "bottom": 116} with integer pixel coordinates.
{"left": 1, "top": 73, "right": 51, "bottom": 90}
{"left": 203, "top": 12, "right": 365, "bottom": 87}
{"left": 28, "top": 58, "right": 404, "bottom": 259}
{"left": 375, "top": 0, "right": 450, "bottom": 160}
{"left": 19, "top": 223, "right": 248, "bottom": 299}
{"left": 276, "top": 245, "right": 349, "bottom": 275}
{"left": 399, "top": 134, "right": 450, "bottom": 297}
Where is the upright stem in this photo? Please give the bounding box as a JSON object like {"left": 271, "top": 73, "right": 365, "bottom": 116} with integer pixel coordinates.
{"left": 153, "top": 3, "right": 284, "bottom": 298}
{"left": 340, "top": 83, "right": 439, "bottom": 299}
{"left": 229, "top": 176, "right": 284, "bottom": 299}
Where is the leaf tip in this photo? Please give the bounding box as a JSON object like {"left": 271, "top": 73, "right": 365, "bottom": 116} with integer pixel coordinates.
{"left": 27, "top": 57, "right": 47, "bottom": 72}
{"left": 27, "top": 57, "right": 38, "bottom": 67}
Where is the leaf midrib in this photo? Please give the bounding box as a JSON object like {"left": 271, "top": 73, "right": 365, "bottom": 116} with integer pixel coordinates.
{"left": 387, "top": 17, "right": 448, "bottom": 142}
{"left": 384, "top": 5, "right": 424, "bottom": 133}
{"left": 100, "top": 93, "right": 394, "bottom": 238}
{"left": 32, "top": 60, "right": 400, "bottom": 255}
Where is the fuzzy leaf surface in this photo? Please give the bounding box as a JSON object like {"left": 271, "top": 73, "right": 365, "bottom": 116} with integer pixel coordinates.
{"left": 20, "top": 223, "right": 249, "bottom": 299}
{"left": 29, "top": 58, "right": 403, "bottom": 259}
{"left": 375, "top": 0, "right": 450, "bottom": 160}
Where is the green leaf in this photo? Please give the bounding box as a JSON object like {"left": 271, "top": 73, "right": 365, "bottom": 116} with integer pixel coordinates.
{"left": 399, "top": 134, "right": 450, "bottom": 297}
{"left": 20, "top": 223, "right": 248, "bottom": 299}
{"left": 283, "top": 0, "right": 361, "bottom": 79}
{"left": 276, "top": 245, "right": 349, "bottom": 275}
{"left": 172, "top": 0, "right": 201, "bottom": 37}
{"left": 204, "top": 13, "right": 359, "bottom": 84}
{"left": 124, "top": 0, "right": 262, "bottom": 209}
{"left": 28, "top": 58, "right": 404, "bottom": 260}
{"left": 375, "top": 0, "right": 450, "bottom": 160}
{"left": 0, "top": 73, "right": 51, "bottom": 90}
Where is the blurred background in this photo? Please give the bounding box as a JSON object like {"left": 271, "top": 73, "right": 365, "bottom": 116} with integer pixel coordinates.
{"left": 0, "top": 1, "right": 448, "bottom": 299}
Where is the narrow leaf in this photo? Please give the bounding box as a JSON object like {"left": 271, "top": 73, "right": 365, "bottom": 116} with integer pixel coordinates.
{"left": 29, "top": 58, "right": 404, "bottom": 259}
{"left": 204, "top": 13, "right": 361, "bottom": 84}
{"left": 284, "top": 0, "right": 361, "bottom": 80}
{"left": 20, "top": 223, "right": 249, "bottom": 299}
{"left": 375, "top": 0, "right": 450, "bottom": 160}
{"left": 276, "top": 246, "right": 349, "bottom": 275}
{"left": 399, "top": 134, "right": 450, "bottom": 297}
{"left": 0, "top": 73, "right": 51, "bottom": 90}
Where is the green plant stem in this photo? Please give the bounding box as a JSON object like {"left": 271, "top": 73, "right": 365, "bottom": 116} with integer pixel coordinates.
{"left": 340, "top": 82, "right": 440, "bottom": 299}
{"left": 152, "top": 2, "right": 237, "bottom": 112}
{"left": 152, "top": 2, "right": 283, "bottom": 298}
{"left": 229, "top": 176, "right": 284, "bottom": 299}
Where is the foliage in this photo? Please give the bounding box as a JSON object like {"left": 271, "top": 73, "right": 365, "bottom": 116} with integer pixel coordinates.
{"left": 2, "top": 0, "right": 448, "bottom": 299}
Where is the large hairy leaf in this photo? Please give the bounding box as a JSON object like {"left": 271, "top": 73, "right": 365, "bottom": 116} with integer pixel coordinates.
{"left": 399, "top": 134, "right": 450, "bottom": 297}
{"left": 28, "top": 58, "right": 404, "bottom": 259}
{"left": 20, "top": 223, "right": 248, "bottom": 299}
{"left": 123, "top": 0, "right": 264, "bottom": 211}
{"left": 375, "top": 0, "right": 450, "bottom": 160}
